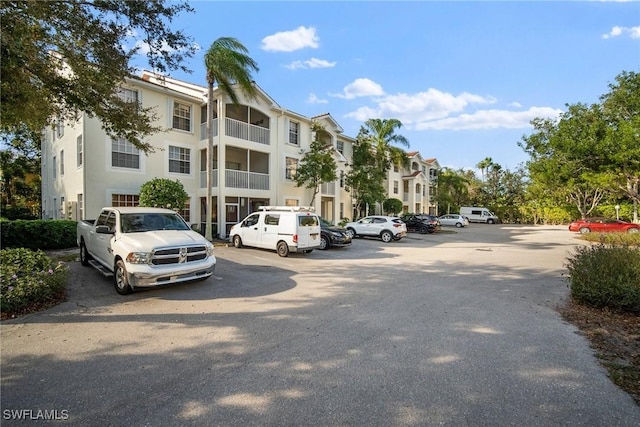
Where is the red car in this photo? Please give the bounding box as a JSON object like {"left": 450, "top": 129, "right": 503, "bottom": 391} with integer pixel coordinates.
{"left": 568, "top": 218, "right": 640, "bottom": 234}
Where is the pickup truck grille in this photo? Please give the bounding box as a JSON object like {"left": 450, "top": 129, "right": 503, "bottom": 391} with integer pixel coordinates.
{"left": 152, "top": 246, "right": 208, "bottom": 265}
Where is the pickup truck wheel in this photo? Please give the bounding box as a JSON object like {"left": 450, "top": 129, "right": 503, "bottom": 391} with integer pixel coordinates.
{"left": 381, "top": 230, "right": 393, "bottom": 243}
{"left": 79, "top": 240, "right": 92, "bottom": 266}
{"left": 114, "top": 259, "right": 133, "bottom": 295}
{"left": 233, "top": 235, "right": 243, "bottom": 248}
{"left": 276, "top": 241, "right": 289, "bottom": 257}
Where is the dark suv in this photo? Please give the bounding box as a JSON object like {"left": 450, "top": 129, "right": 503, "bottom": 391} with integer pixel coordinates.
{"left": 400, "top": 214, "right": 441, "bottom": 234}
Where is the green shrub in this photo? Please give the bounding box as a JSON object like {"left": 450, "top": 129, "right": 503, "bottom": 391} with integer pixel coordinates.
{"left": 565, "top": 244, "right": 640, "bottom": 312}
{"left": 1, "top": 248, "right": 69, "bottom": 316}
{"left": 0, "top": 219, "right": 77, "bottom": 250}
{"left": 579, "top": 232, "right": 640, "bottom": 247}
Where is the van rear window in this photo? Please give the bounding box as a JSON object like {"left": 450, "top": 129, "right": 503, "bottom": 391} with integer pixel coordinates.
{"left": 299, "top": 215, "right": 319, "bottom": 227}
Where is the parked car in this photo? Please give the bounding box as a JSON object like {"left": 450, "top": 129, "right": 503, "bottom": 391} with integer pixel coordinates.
{"left": 345, "top": 216, "right": 407, "bottom": 242}
{"left": 400, "top": 214, "right": 441, "bottom": 234}
{"left": 568, "top": 218, "right": 640, "bottom": 234}
{"left": 438, "top": 214, "right": 470, "bottom": 228}
{"left": 319, "top": 218, "right": 352, "bottom": 250}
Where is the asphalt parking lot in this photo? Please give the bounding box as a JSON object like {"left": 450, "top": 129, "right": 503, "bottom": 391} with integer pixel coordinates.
{"left": 2, "top": 225, "right": 639, "bottom": 426}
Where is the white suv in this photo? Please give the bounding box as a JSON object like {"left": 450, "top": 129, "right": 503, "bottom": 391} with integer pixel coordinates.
{"left": 345, "top": 216, "right": 407, "bottom": 242}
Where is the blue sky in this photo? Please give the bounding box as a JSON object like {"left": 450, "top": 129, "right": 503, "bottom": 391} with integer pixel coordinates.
{"left": 136, "top": 1, "right": 639, "bottom": 173}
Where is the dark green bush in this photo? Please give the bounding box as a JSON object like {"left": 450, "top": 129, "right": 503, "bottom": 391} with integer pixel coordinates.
{"left": 565, "top": 244, "right": 640, "bottom": 312}
{"left": 0, "top": 219, "right": 77, "bottom": 250}
{"left": 1, "top": 248, "right": 68, "bottom": 315}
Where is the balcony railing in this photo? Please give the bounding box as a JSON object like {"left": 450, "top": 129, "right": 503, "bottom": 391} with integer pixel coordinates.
{"left": 199, "top": 169, "right": 269, "bottom": 190}
{"left": 226, "top": 118, "right": 270, "bottom": 145}
{"left": 200, "top": 169, "right": 218, "bottom": 188}
{"left": 321, "top": 181, "right": 336, "bottom": 195}
{"left": 226, "top": 169, "right": 269, "bottom": 190}
{"left": 200, "top": 118, "right": 219, "bottom": 140}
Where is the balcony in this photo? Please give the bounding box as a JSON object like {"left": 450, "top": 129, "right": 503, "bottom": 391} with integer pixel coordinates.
{"left": 200, "top": 169, "right": 218, "bottom": 188}
{"left": 321, "top": 181, "right": 336, "bottom": 196}
{"left": 199, "top": 169, "right": 269, "bottom": 190}
{"left": 226, "top": 118, "right": 270, "bottom": 145}
{"left": 200, "top": 118, "right": 219, "bottom": 140}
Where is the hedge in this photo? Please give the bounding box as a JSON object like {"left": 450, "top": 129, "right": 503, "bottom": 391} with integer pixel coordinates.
{"left": 0, "top": 219, "right": 77, "bottom": 250}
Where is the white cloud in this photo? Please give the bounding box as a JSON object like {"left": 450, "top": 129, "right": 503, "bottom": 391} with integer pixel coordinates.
{"left": 602, "top": 25, "right": 640, "bottom": 39}
{"left": 413, "top": 106, "right": 563, "bottom": 131}
{"left": 261, "top": 26, "right": 319, "bottom": 52}
{"left": 344, "top": 87, "right": 496, "bottom": 123}
{"left": 330, "top": 78, "right": 385, "bottom": 99}
{"left": 306, "top": 93, "right": 328, "bottom": 104}
{"left": 342, "top": 85, "right": 561, "bottom": 131}
{"left": 285, "top": 57, "right": 336, "bottom": 70}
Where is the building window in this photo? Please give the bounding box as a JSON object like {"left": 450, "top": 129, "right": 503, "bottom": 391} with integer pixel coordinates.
{"left": 111, "top": 194, "right": 139, "bottom": 207}
{"left": 77, "top": 135, "right": 83, "bottom": 167}
{"left": 340, "top": 170, "right": 344, "bottom": 188}
{"left": 178, "top": 205, "right": 191, "bottom": 223}
{"left": 60, "top": 196, "right": 64, "bottom": 217}
{"left": 117, "top": 87, "right": 139, "bottom": 104}
{"left": 285, "top": 157, "right": 298, "bottom": 180}
{"left": 289, "top": 121, "right": 299, "bottom": 145}
{"left": 173, "top": 101, "right": 191, "bottom": 131}
{"left": 393, "top": 164, "right": 399, "bottom": 173}
{"left": 285, "top": 199, "right": 298, "bottom": 206}
{"left": 52, "top": 155, "right": 57, "bottom": 179}
{"left": 337, "top": 140, "right": 344, "bottom": 154}
{"left": 55, "top": 118, "right": 64, "bottom": 138}
{"left": 112, "top": 138, "right": 140, "bottom": 169}
{"left": 78, "top": 193, "right": 83, "bottom": 220}
{"left": 60, "top": 150, "right": 64, "bottom": 176}
{"left": 393, "top": 181, "right": 399, "bottom": 194}
{"left": 169, "top": 146, "right": 190, "bottom": 174}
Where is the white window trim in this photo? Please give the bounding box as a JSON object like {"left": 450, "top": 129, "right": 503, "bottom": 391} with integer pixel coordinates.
{"left": 105, "top": 189, "right": 140, "bottom": 208}
{"left": 166, "top": 141, "right": 194, "bottom": 178}
{"left": 77, "top": 134, "right": 83, "bottom": 168}
{"left": 287, "top": 119, "right": 300, "bottom": 146}
{"left": 169, "top": 99, "right": 194, "bottom": 133}
{"left": 106, "top": 136, "right": 146, "bottom": 174}
{"left": 284, "top": 156, "right": 299, "bottom": 181}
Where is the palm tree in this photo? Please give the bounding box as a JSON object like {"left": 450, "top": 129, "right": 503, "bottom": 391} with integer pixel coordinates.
{"left": 362, "top": 118, "right": 410, "bottom": 173}
{"left": 476, "top": 157, "right": 493, "bottom": 182}
{"left": 203, "top": 37, "right": 259, "bottom": 241}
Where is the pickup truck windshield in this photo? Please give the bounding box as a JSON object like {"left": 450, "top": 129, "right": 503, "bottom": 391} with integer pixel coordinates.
{"left": 120, "top": 213, "right": 190, "bottom": 233}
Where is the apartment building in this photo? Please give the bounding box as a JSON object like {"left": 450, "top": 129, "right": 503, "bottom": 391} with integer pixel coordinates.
{"left": 387, "top": 151, "right": 440, "bottom": 215}
{"left": 41, "top": 71, "right": 438, "bottom": 237}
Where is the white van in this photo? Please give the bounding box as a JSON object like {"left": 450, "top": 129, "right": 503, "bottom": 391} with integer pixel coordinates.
{"left": 229, "top": 206, "right": 321, "bottom": 257}
{"left": 460, "top": 206, "right": 500, "bottom": 224}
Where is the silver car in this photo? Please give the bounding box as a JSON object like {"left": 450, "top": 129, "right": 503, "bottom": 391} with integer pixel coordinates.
{"left": 438, "top": 214, "right": 470, "bottom": 228}
{"left": 345, "top": 216, "right": 408, "bottom": 242}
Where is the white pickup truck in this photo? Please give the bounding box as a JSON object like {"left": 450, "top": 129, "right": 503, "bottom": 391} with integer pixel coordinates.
{"left": 77, "top": 207, "right": 216, "bottom": 295}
